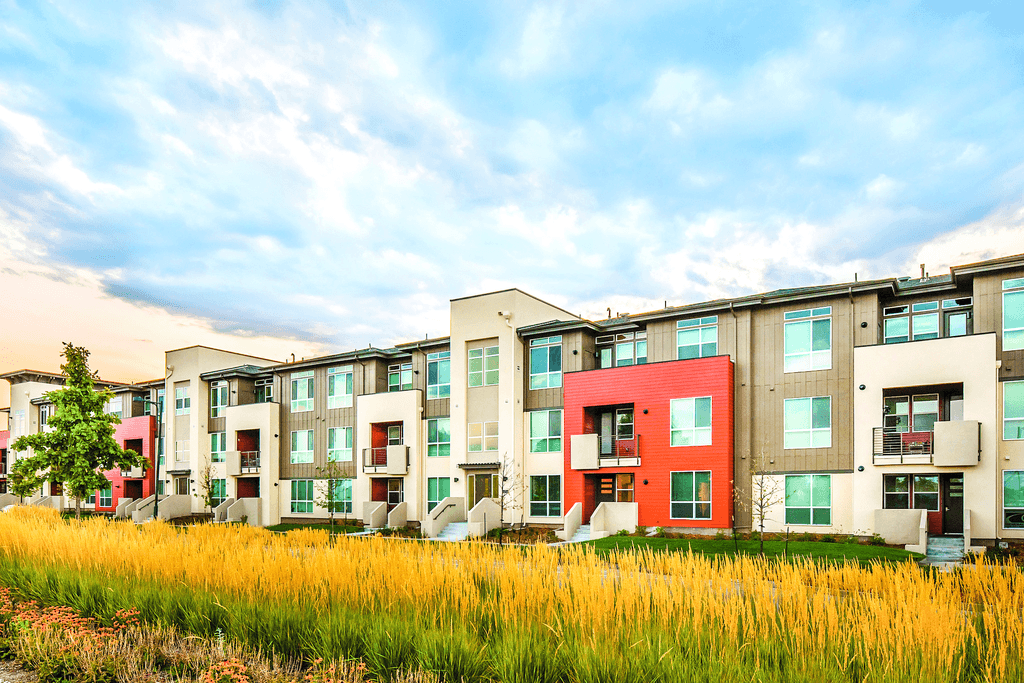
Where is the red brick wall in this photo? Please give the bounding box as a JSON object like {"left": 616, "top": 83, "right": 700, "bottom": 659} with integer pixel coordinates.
{"left": 563, "top": 356, "right": 735, "bottom": 529}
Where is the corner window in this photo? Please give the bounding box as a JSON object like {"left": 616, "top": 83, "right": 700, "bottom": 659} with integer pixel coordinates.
{"left": 210, "top": 382, "right": 228, "bottom": 417}
{"left": 670, "top": 397, "right": 712, "bottom": 446}
{"left": 783, "top": 396, "right": 831, "bottom": 449}
{"left": 1004, "top": 381, "right": 1024, "bottom": 441}
{"left": 1003, "top": 471, "right": 1024, "bottom": 529}
{"left": 670, "top": 471, "right": 711, "bottom": 519}
{"left": 529, "top": 475, "right": 561, "bottom": 517}
{"left": 290, "top": 430, "right": 314, "bottom": 464}
{"left": 529, "top": 337, "right": 562, "bottom": 390}
{"left": 290, "top": 480, "right": 313, "bottom": 514}
{"left": 210, "top": 479, "right": 227, "bottom": 507}
{"left": 529, "top": 410, "right": 562, "bottom": 453}
{"left": 174, "top": 386, "right": 190, "bottom": 415}
{"left": 210, "top": 432, "right": 226, "bottom": 463}
{"left": 427, "top": 477, "right": 450, "bottom": 512}
{"left": 330, "top": 479, "right": 353, "bottom": 514}
{"left": 1003, "top": 277, "right": 1024, "bottom": 351}
{"left": 327, "top": 426, "right": 353, "bottom": 461}
{"left": 427, "top": 352, "right": 451, "bottom": 399}
{"left": 255, "top": 378, "right": 273, "bottom": 403}
{"left": 596, "top": 332, "right": 646, "bottom": 368}
{"left": 388, "top": 362, "right": 413, "bottom": 392}
{"left": 291, "top": 371, "right": 314, "bottom": 412}
{"left": 784, "top": 474, "right": 831, "bottom": 525}
{"left": 468, "top": 346, "right": 499, "bottom": 386}
{"left": 327, "top": 366, "right": 353, "bottom": 409}
{"left": 783, "top": 307, "right": 831, "bottom": 372}
{"left": 468, "top": 421, "right": 498, "bottom": 451}
{"left": 427, "top": 418, "right": 450, "bottom": 457}
{"left": 677, "top": 316, "right": 718, "bottom": 360}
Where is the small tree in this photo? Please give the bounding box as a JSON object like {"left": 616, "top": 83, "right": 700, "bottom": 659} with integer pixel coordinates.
{"left": 315, "top": 461, "right": 351, "bottom": 528}
{"left": 740, "top": 444, "right": 785, "bottom": 556}
{"left": 495, "top": 453, "right": 525, "bottom": 545}
{"left": 10, "top": 343, "right": 144, "bottom": 518}
{"left": 195, "top": 455, "right": 215, "bottom": 513}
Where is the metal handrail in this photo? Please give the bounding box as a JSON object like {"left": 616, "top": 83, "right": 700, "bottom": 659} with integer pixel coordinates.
{"left": 872, "top": 427, "right": 933, "bottom": 464}
{"left": 240, "top": 451, "right": 260, "bottom": 472}
{"left": 362, "top": 447, "right": 388, "bottom": 469}
{"left": 431, "top": 502, "right": 456, "bottom": 519}
{"left": 598, "top": 434, "right": 641, "bottom": 466}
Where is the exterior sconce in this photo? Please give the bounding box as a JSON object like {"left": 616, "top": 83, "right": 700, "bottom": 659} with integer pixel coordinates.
{"left": 453, "top": 477, "right": 460, "bottom": 483}
{"left": 858, "top": 466, "right": 864, "bottom": 472}
{"left": 859, "top": 384, "right": 866, "bottom": 390}
{"left": 642, "top": 409, "right": 648, "bottom": 414}
{"left": 860, "top": 322, "right": 868, "bottom": 328}
{"left": 643, "top": 479, "right": 648, "bottom": 485}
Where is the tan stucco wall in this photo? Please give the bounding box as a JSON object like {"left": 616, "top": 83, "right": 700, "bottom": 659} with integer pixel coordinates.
{"left": 758, "top": 473, "right": 854, "bottom": 534}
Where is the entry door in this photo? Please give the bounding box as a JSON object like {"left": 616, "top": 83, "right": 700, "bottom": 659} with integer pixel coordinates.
{"left": 942, "top": 474, "right": 964, "bottom": 534}
{"left": 387, "top": 478, "right": 404, "bottom": 511}
{"left": 470, "top": 473, "right": 497, "bottom": 508}
{"left": 124, "top": 480, "right": 143, "bottom": 499}
{"left": 596, "top": 476, "right": 616, "bottom": 505}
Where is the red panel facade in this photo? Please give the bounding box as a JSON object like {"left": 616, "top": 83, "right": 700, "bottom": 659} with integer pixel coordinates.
{"left": 95, "top": 415, "right": 157, "bottom": 512}
{"left": 563, "top": 356, "right": 735, "bottom": 529}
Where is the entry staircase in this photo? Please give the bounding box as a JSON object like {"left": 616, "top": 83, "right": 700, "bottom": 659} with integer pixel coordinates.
{"left": 569, "top": 524, "right": 591, "bottom": 543}
{"left": 925, "top": 536, "right": 965, "bottom": 564}
{"left": 435, "top": 522, "right": 469, "bottom": 542}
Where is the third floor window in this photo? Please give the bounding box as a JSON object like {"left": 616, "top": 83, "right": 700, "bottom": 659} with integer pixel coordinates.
{"left": 468, "top": 347, "right": 499, "bottom": 386}
{"left": 210, "top": 382, "right": 227, "bottom": 417}
{"left": 328, "top": 366, "right": 353, "bottom": 408}
{"left": 884, "top": 297, "right": 973, "bottom": 344}
{"left": 677, "top": 316, "right": 718, "bottom": 359}
{"left": 784, "top": 307, "right": 831, "bottom": 373}
{"left": 291, "top": 371, "right": 314, "bottom": 412}
{"left": 597, "top": 331, "right": 646, "bottom": 368}
{"left": 427, "top": 352, "right": 450, "bottom": 398}
{"left": 388, "top": 363, "right": 412, "bottom": 392}
{"left": 1005, "top": 278, "right": 1024, "bottom": 351}
{"left": 529, "top": 337, "right": 562, "bottom": 389}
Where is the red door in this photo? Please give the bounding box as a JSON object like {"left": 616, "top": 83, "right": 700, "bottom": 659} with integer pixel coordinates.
{"left": 371, "top": 478, "right": 388, "bottom": 503}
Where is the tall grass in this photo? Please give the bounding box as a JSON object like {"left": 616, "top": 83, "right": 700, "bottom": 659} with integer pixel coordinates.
{"left": 0, "top": 507, "right": 1019, "bottom": 682}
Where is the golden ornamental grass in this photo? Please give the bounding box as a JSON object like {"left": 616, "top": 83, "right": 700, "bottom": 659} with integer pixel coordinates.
{"left": 0, "top": 507, "right": 1019, "bottom": 681}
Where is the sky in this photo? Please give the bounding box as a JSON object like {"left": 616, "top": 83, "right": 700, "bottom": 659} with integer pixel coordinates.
{"left": 3, "top": 0, "right": 1024, "bottom": 408}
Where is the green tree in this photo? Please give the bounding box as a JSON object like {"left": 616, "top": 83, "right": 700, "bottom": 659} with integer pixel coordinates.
{"left": 315, "top": 461, "right": 351, "bottom": 527}
{"left": 10, "top": 343, "right": 145, "bottom": 518}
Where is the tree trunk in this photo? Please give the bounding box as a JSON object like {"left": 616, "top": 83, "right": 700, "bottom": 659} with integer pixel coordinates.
{"left": 75, "top": 495, "right": 81, "bottom": 519}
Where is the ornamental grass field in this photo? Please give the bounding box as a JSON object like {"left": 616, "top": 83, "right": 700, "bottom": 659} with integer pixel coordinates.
{"left": 0, "top": 508, "right": 1020, "bottom": 682}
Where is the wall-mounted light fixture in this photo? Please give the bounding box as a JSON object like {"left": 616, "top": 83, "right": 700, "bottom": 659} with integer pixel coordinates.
{"left": 857, "top": 466, "right": 864, "bottom": 472}
{"left": 642, "top": 409, "right": 648, "bottom": 415}
{"left": 859, "top": 384, "right": 866, "bottom": 390}
{"left": 860, "top": 321, "right": 868, "bottom": 328}
{"left": 454, "top": 477, "right": 460, "bottom": 483}
{"left": 643, "top": 479, "right": 648, "bottom": 485}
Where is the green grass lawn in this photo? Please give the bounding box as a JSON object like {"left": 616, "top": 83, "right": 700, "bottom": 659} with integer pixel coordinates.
{"left": 586, "top": 535, "right": 923, "bottom": 565}
{"left": 265, "top": 522, "right": 363, "bottom": 534}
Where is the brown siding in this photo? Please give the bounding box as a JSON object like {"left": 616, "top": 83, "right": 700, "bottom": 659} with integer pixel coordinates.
{"left": 647, "top": 320, "right": 675, "bottom": 363}
{"left": 208, "top": 417, "right": 225, "bottom": 434}
{"left": 278, "top": 363, "right": 360, "bottom": 480}
{"left": 235, "top": 378, "right": 256, "bottom": 406}
{"left": 974, "top": 269, "right": 1024, "bottom": 380}
{"left": 524, "top": 333, "right": 571, "bottom": 410}
{"left": 425, "top": 398, "right": 450, "bottom": 418}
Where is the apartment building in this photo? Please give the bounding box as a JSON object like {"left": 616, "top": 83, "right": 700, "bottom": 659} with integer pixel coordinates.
{"left": 2, "top": 252, "right": 1023, "bottom": 550}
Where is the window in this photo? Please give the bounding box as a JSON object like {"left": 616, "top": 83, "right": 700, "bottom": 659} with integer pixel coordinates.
{"left": 427, "top": 352, "right": 451, "bottom": 399}
{"left": 156, "top": 388, "right": 165, "bottom": 416}
{"left": 912, "top": 475, "right": 939, "bottom": 510}
{"left": 156, "top": 480, "right": 164, "bottom": 496}
{"left": 785, "top": 474, "right": 831, "bottom": 525}
{"left": 291, "top": 371, "right": 314, "bottom": 412}
{"left": 882, "top": 474, "right": 937, "bottom": 510}
{"left": 175, "top": 477, "right": 189, "bottom": 495}
{"left": 427, "top": 418, "right": 450, "bottom": 457}
{"left": 468, "top": 422, "right": 498, "bottom": 451}
{"left": 388, "top": 363, "right": 412, "bottom": 392}
{"left": 157, "top": 437, "right": 165, "bottom": 468}
{"left": 175, "top": 440, "right": 189, "bottom": 462}
{"left": 175, "top": 386, "right": 190, "bottom": 415}
{"left": 1003, "top": 277, "right": 1024, "bottom": 351}
{"left": 529, "top": 410, "right": 562, "bottom": 453}
{"left": 255, "top": 378, "right": 273, "bottom": 403}
{"left": 39, "top": 404, "right": 53, "bottom": 429}
{"left": 468, "top": 346, "right": 499, "bottom": 386}
{"left": 210, "top": 432, "right": 226, "bottom": 463}
{"left": 670, "top": 397, "right": 712, "bottom": 446}
{"left": 784, "top": 397, "right": 831, "bottom": 449}
{"left": 327, "top": 427, "right": 353, "bottom": 461}
{"left": 783, "top": 307, "right": 831, "bottom": 372}
{"left": 104, "top": 397, "right": 122, "bottom": 418}
{"left": 327, "top": 366, "right": 354, "bottom": 409}
{"left": 427, "top": 477, "right": 450, "bottom": 512}
{"left": 210, "top": 382, "right": 228, "bottom": 417}
{"left": 290, "top": 430, "right": 314, "bottom": 464}
{"left": 1005, "top": 381, "right": 1024, "bottom": 440}
{"left": 99, "top": 485, "right": 112, "bottom": 508}
{"left": 670, "top": 471, "right": 711, "bottom": 520}
{"left": 596, "top": 332, "right": 647, "bottom": 368}
{"left": 87, "top": 492, "right": 96, "bottom": 505}
{"left": 330, "top": 479, "right": 353, "bottom": 514}
{"left": 911, "top": 301, "right": 939, "bottom": 341}
{"left": 529, "top": 337, "right": 562, "bottom": 389}
{"left": 883, "top": 475, "right": 910, "bottom": 509}
{"left": 529, "top": 475, "right": 561, "bottom": 517}
{"left": 1004, "top": 471, "right": 1024, "bottom": 529}
{"left": 290, "top": 480, "right": 313, "bottom": 514}
{"left": 615, "top": 473, "right": 634, "bottom": 502}
{"left": 210, "top": 479, "right": 227, "bottom": 507}
{"left": 677, "top": 316, "right": 718, "bottom": 360}
{"left": 387, "top": 425, "right": 403, "bottom": 445}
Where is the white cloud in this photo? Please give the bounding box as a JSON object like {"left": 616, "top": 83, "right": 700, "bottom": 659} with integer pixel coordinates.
{"left": 908, "top": 202, "right": 1024, "bottom": 274}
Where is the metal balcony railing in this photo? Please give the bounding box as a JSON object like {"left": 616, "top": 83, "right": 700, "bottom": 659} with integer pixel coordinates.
{"left": 363, "top": 447, "right": 388, "bottom": 471}
{"left": 240, "top": 451, "right": 260, "bottom": 473}
{"left": 598, "top": 435, "right": 641, "bottom": 466}
{"left": 872, "top": 428, "right": 933, "bottom": 464}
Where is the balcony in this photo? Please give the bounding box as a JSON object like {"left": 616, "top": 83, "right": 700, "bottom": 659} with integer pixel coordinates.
{"left": 363, "top": 445, "right": 409, "bottom": 475}
{"left": 872, "top": 421, "right": 980, "bottom": 466}
{"left": 872, "top": 428, "right": 933, "bottom": 464}
{"left": 226, "top": 450, "right": 262, "bottom": 476}
{"left": 570, "top": 433, "right": 641, "bottom": 470}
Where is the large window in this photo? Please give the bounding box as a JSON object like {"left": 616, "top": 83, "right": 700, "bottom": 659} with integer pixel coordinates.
{"left": 883, "top": 474, "right": 910, "bottom": 509}
{"left": 1004, "top": 471, "right": 1024, "bottom": 529}
{"left": 670, "top": 471, "right": 711, "bottom": 520}
{"left": 427, "top": 418, "right": 450, "bottom": 457}
{"left": 328, "top": 366, "right": 353, "bottom": 409}
{"left": 427, "top": 352, "right": 451, "bottom": 399}
{"left": 1005, "top": 381, "right": 1024, "bottom": 441}
{"left": 290, "top": 480, "right": 313, "bottom": 514}
{"left": 882, "top": 474, "right": 938, "bottom": 510}
{"left": 255, "top": 378, "right": 273, "bottom": 403}
{"left": 104, "top": 398, "right": 121, "bottom": 418}
{"left": 468, "top": 346, "right": 499, "bottom": 386}
{"left": 884, "top": 394, "right": 938, "bottom": 433}
{"left": 388, "top": 363, "right": 412, "bottom": 392}
{"left": 174, "top": 440, "right": 189, "bottom": 462}
{"left": 670, "top": 397, "right": 712, "bottom": 446}
{"left": 677, "top": 316, "right": 718, "bottom": 359}
{"left": 427, "top": 477, "right": 450, "bottom": 512}
{"left": 210, "top": 432, "right": 226, "bottom": 463}
{"left": 529, "top": 337, "right": 562, "bottom": 389}
{"left": 175, "top": 386, "right": 190, "bottom": 415}
{"left": 290, "top": 430, "right": 314, "bottom": 464}
{"left": 530, "top": 410, "right": 562, "bottom": 453}
{"left": 468, "top": 422, "right": 498, "bottom": 451}
{"left": 597, "top": 332, "right": 647, "bottom": 368}
{"left": 330, "top": 479, "right": 353, "bottom": 514}
{"left": 99, "top": 485, "right": 112, "bottom": 508}
{"left": 784, "top": 396, "right": 831, "bottom": 449}
{"left": 1004, "top": 277, "right": 1024, "bottom": 351}
{"left": 785, "top": 475, "right": 831, "bottom": 525}
{"left": 291, "top": 371, "right": 314, "bottom": 412}
{"left": 913, "top": 475, "right": 939, "bottom": 510}
{"left": 210, "top": 382, "right": 228, "bottom": 417}
{"left": 783, "top": 307, "right": 831, "bottom": 372}
{"left": 327, "top": 427, "right": 353, "bottom": 461}
{"left": 530, "top": 475, "right": 561, "bottom": 517}
{"left": 210, "top": 479, "right": 227, "bottom": 507}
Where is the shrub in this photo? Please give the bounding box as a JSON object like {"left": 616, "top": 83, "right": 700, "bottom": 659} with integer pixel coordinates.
{"left": 615, "top": 529, "right": 629, "bottom": 537}
{"left": 714, "top": 531, "right": 727, "bottom": 541}
{"left": 200, "top": 658, "right": 251, "bottom": 683}
{"left": 869, "top": 534, "right": 887, "bottom": 547}
{"left": 844, "top": 534, "right": 860, "bottom": 545}
{"left": 799, "top": 532, "right": 812, "bottom": 542}
{"left": 654, "top": 526, "right": 666, "bottom": 538}
{"left": 820, "top": 534, "right": 835, "bottom": 543}
{"left": 634, "top": 525, "right": 647, "bottom": 536}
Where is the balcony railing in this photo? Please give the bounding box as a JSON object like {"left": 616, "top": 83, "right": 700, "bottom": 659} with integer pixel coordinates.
{"left": 872, "top": 428, "right": 933, "bottom": 464}
{"left": 365, "top": 447, "right": 388, "bottom": 468}
{"left": 598, "top": 436, "right": 641, "bottom": 467}
{"left": 240, "top": 451, "right": 260, "bottom": 473}
{"left": 363, "top": 446, "right": 409, "bottom": 474}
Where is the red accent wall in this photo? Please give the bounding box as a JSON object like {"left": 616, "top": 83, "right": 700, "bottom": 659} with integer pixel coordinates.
{"left": 563, "top": 356, "right": 735, "bottom": 529}
{"left": 95, "top": 415, "right": 157, "bottom": 512}
{"left": 0, "top": 430, "right": 8, "bottom": 449}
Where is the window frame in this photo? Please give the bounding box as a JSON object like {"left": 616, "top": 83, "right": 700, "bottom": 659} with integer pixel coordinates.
{"left": 426, "top": 352, "right": 451, "bottom": 399}
{"left": 210, "top": 432, "right": 226, "bottom": 463}
{"left": 174, "top": 386, "right": 190, "bottom": 415}
{"left": 427, "top": 418, "right": 450, "bottom": 457}
{"left": 427, "top": 477, "right": 451, "bottom": 512}
{"left": 468, "top": 346, "right": 499, "bottom": 386}
{"left": 99, "top": 485, "right": 112, "bottom": 508}
{"left": 529, "top": 475, "right": 561, "bottom": 517}
{"left": 290, "top": 429, "right": 314, "bottom": 464}
{"left": 596, "top": 331, "right": 647, "bottom": 368}
{"left": 210, "top": 381, "right": 228, "bottom": 418}
{"left": 670, "top": 471, "right": 712, "bottom": 520}
{"left": 290, "top": 371, "right": 314, "bottom": 413}
{"left": 783, "top": 306, "right": 832, "bottom": 373}
{"left": 210, "top": 478, "right": 227, "bottom": 507}
{"left": 1003, "top": 277, "right": 1024, "bottom": 351}
{"left": 784, "top": 474, "right": 831, "bottom": 526}
{"left": 327, "top": 366, "right": 354, "bottom": 409}
{"left": 670, "top": 396, "right": 712, "bottom": 447}
{"left": 1003, "top": 470, "right": 1024, "bottom": 529}
{"left": 783, "top": 396, "right": 832, "bottom": 449}
{"left": 255, "top": 378, "right": 273, "bottom": 403}
{"left": 676, "top": 316, "right": 718, "bottom": 360}
{"left": 330, "top": 479, "right": 353, "bottom": 514}
{"left": 388, "top": 362, "right": 413, "bottom": 392}
{"left": 327, "top": 426, "right": 353, "bottom": 462}
{"left": 290, "top": 479, "right": 314, "bottom": 514}
{"left": 467, "top": 421, "right": 498, "bottom": 451}
{"left": 529, "top": 337, "right": 562, "bottom": 390}
{"left": 529, "top": 410, "right": 562, "bottom": 453}
{"left": 1005, "top": 381, "right": 1024, "bottom": 441}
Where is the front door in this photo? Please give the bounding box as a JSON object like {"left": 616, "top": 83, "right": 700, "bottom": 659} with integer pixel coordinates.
{"left": 124, "top": 480, "right": 143, "bottom": 500}
{"left": 387, "top": 478, "right": 404, "bottom": 511}
{"left": 469, "top": 473, "right": 497, "bottom": 509}
{"left": 942, "top": 474, "right": 964, "bottom": 535}
{"left": 596, "top": 475, "right": 616, "bottom": 505}
{"left": 236, "top": 478, "right": 259, "bottom": 499}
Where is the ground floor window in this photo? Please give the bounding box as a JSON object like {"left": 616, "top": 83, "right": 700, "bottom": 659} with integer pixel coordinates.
{"left": 427, "top": 477, "right": 450, "bottom": 512}
{"left": 529, "top": 475, "right": 561, "bottom": 517}
{"left": 883, "top": 474, "right": 939, "bottom": 511}
{"left": 210, "top": 479, "right": 227, "bottom": 507}
{"left": 784, "top": 474, "right": 831, "bottom": 525}
{"left": 1004, "top": 471, "right": 1024, "bottom": 529}
{"left": 330, "top": 479, "right": 353, "bottom": 514}
{"left": 175, "top": 477, "right": 189, "bottom": 496}
{"left": 670, "top": 471, "right": 711, "bottom": 519}
{"left": 86, "top": 491, "right": 96, "bottom": 504}
{"left": 291, "top": 480, "right": 314, "bottom": 514}
{"left": 615, "top": 473, "right": 634, "bottom": 502}
{"left": 99, "top": 485, "right": 112, "bottom": 508}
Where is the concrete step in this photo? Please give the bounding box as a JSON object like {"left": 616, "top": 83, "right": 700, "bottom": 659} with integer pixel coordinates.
{"left": 569, "top": 524, "right": 591, "bottom": 543}
{"left": 436, "top": 522, "right": 469, "bottom": 542}
{"left": 926, "top": 536, "right": 965, "bottom": 563}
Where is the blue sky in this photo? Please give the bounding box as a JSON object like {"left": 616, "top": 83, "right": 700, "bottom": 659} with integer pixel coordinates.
{"left": 3, "top": 0, "right": 1024, "bottom": 386}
